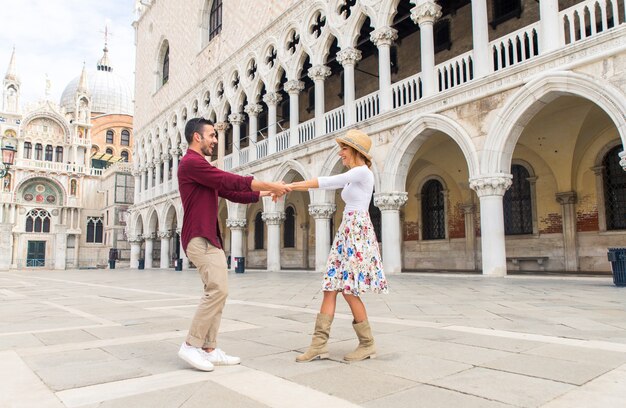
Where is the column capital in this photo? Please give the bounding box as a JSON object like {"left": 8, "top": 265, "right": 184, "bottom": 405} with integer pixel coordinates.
{"left": 128, "top": 235, "right": 143, "bottom": 243}
{"left": 143, "top": 233, "right": 155, "bottom": 241}
{"left": 170, "top": 148, "right": 181, "bottom": 157}
{"left": 157, "top": 230, "right": 172, "bottom": 239}
{"left": 284, "top": 80, "right": 305, "bottom": 95}
{"left": 308, "top": 204, "right": 336, "bottom": 219}
{"left": 226, "top": 218, "right": 247, "bottom": 229}
{"left": 469, "top": 174, "right": 512, "bottom": 197}
{"left": 307, "top": 65, "right": 332, "bottom": 81}
{"left": 132, "top": 170, "right": 141, "bottom": 177}
{"left": 214, "top": 121, "right": 230, "bottom": 132}
{"left": 462, "top": 204, "right": 475, "bottom": 214}
{"left": 370, "top": 27, "right": 398, "bottom": 47}
{"left": 180, "top": 142, "right": 188, "bottom": 151}
{"left": 263, "top": 92, "right": 283, "bottom": 106}
{"left": 228, "top": 113, "right": 246, "bottom": 125}
{"left": 244, "top": 103, "right": 263, "bottom": 116}
{"left": 410, "top": 1, "right": 442, "bottom": 26}
{"left": 262, "top": 212, "right": 285, "bottom": 225}
{"left": 556, "top": 191, "right": 578, "bottom": 205}
{"left": 336, "top": 48, "right": 362, "bottom": 66}
{"left": 619, "top": 151, "right": 626, "bottom": 172}
{"left": 161, "top": 153, "right": 171, "bottom": 161}
{"left": 147, "top": 162, "right": 156, "bottom": 169}
{"left": 374, "top": 192, "right": 408, "bottom": 211}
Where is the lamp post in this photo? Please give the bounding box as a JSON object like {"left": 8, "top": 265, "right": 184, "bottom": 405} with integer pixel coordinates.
{"left": 0, "top": 145, "right": 17, "bottom": 178}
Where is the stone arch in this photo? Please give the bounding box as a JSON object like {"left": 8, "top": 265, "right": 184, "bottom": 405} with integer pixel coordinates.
{"left": 16, "top": 176, "right": 67, "bottom": 206}
{"left": 162, "top": 202, "right": 178, "bottom": 232}
{"left": 130, "top": 212, "right": 145, "bottom": 237}
{"left": 146, "top": 208, "right": 159, "bottom": 235}
{"left": 381, "top": 113, "right": 479, "bottom": 192}
{"left": 483, "top": 71, "right": 626, "bottom": 174}
{"left": 155, "top": 37, "right": 170, "bottom": 90}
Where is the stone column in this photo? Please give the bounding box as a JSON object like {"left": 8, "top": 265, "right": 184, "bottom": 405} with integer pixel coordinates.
{"left": 540, "top": 0, "right": 562, "bottom": 53}
{"left": 374, "top": 192, "right": 408, "bottom": 274}
{"left": 556, "top": 191, "right": 579, "bottom": 272}
{"left": 309, "top": 204, "right": 336, "bottom": 272}
{"left": 470, "top": 175, "right": 513, "bottom": 276}
{"left": 0, "top": 223, "right": 13, "bottom": 270}
{"left": 144, "top": 236, "right": 154, "bottom": 269}
{"left": 147, "top": 163, "right": 154, "bottom": 190}
{"left": 54, "top": 225, "right": 68, "bottom": 270}
{"left": 227, "top": 219, "right": 247, "bottom": 268}
{"left": 619, "top": 151, "right": 626, "bottom": 171}
{"left": 263, "top": 93, "right": 282, "bottom": 155}
{"left": 462, "top": 204, "right": 477, "bottom": 270}
{"left": 469, "top": 0, "right": 491, "bottom": 78}
{"left": 162, "top": 153, "right": 170, "bottom": 189}
{"left": 133, "top": 169, "right": 141, "bottom": 203}
{"left": 284, "top": 80, "right": 305, "bottom": 148}
{"left": 154, "top": 159, "right": 162, "bottom": 187}
{"left": 336, "top": 48, "right": 362, "bottom": 126}
{"left": 215, "top": 121, "right": 229, "bottom": 169}
{"left": 411, "top": 1, "right": 442, "bottom": 96}
{"left": 244, "top": 103, "right": 263, "bottom": 161}
{"left": 177, "top": 228, "right": 190, "bottom": 270}
{"left": 129, "top": 235, "right": 142, "bottom": 269}
{"left": 228, "top": 113, "right": 245, "bottom": 168}
{"left": 308, "top": 65, "right": 331, "bottom": 138}
{"left": 159, "top": 231, "right": 171, "bottom": 269}
{"left": 140, "top": 166, "right": 146, "bottom": 193}
{"left": 171, "top": 148, "right": 180, "bottom": 187}
{"left": 262, "top": 212, "right": 284, "bottom": 271}
{"left": 370, "top": 27, "right": 398, "bottom": 113}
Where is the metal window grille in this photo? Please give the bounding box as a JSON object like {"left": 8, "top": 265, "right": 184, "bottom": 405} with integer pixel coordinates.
{"left": 422, "top": 180, "right": 446, "bottom": 240}
{"left": 284, "top": 206, "right": 296, "bottom": 248}
{"left": 504, "top": 164, "right": 532, "bottom": 235}
{"left": 604, "top": 146, "right": 626, "bottom": 230}
{"left": 254, "top": 212, "right": 264, "bottom": 249}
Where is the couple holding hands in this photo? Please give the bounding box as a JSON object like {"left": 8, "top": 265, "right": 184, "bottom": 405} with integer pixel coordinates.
{"left": 177, "top": 118, "right": 388, "bottom": 372}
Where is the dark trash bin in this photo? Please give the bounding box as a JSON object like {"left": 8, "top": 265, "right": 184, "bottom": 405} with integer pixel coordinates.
{"left": 138, "top": 259, "right": 145, "bottom": 270}
{"left": 608, "top": 248, "right": 626, "bottom": 287}
{"left": 175, "top": 258, "right": 183, "bottom": 271}
{"left": 227, "top": 255, "right": 231, "bottom": 269}
{"left": 234, "top": 257, "right": 245, "bottom": 273}
{"left": 108, "top": 260, "right": 115, "bottom": 269}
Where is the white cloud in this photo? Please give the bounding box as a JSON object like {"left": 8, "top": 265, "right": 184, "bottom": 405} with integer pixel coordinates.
{"left": 0, "top": 0, "right": 136, "bottom": 108}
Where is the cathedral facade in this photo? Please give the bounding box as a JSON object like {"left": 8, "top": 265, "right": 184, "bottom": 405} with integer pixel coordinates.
{"left": 130, "top": 0, "right": 626, "bottom": 275}
{"left": 0, "top": 44, "right": 135, "bottom": 270}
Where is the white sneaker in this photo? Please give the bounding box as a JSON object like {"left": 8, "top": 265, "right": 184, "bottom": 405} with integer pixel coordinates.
{"left": 205, "top": 348, "right": 241, "bottom": 366}
{"left": 178, "top": 343, "right": 215, "bottom": 371}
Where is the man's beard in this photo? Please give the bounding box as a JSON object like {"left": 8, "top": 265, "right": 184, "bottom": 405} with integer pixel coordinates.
{"left": 201, "top": 145, "right": 213, "bottom": 156}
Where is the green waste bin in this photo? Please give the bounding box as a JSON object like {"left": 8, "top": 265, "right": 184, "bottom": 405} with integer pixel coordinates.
{"left": 608, "top": 248, "right": 626, "bottom": 287}
{"left": 175, "top": 258, "right": 183, "bottom": 271}
{"left": 138, "top": 259, "right": 145, "bottom": 270}
{"left": 234, "top": 257, "right": 245, "bottom": 273}
{"left": 108, "top": 260, "right": 116, "bottom": 269}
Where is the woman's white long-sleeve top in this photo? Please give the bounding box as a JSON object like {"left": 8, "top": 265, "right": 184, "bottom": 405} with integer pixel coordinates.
{"left": 317, "top": 165, "right": 374, "bottom": 212}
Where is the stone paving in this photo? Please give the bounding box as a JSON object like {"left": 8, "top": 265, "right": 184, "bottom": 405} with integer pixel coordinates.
{"left": 1, "top": 268, "right": 626, "bottom": 407}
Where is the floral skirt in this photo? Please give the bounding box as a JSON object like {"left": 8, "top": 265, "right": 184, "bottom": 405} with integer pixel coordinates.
{"left": 323, "top": 210, "right": 388, "bottom": 296}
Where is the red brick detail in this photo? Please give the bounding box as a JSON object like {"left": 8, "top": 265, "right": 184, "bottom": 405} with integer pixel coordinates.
{"left": 403, "top": 221, "right": 419, "bottom": 241}
{"left": 539, "top": 213, "right": 563, "bottom": 234}
{"left": 448, "top": 203, "right": 466, "bottom": 239}
{"left": 577, "top": 210, "right": 599, "bottom": 232}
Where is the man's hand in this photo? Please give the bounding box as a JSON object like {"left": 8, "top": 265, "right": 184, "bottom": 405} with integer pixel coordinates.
{"left": 269, "top": 181, "right": 291, "bottom": 198}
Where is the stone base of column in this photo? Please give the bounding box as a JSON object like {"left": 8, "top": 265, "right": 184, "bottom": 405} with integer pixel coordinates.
{"left": 0, "top": 223, "right": 13, "bottom": 270}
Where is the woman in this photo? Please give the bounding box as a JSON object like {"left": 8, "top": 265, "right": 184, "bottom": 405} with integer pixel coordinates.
{"left": 288, "top": 129, "right": 388, "bottom": 362}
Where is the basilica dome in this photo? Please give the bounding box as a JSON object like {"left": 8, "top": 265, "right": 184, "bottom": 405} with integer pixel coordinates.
{"left": 60, "top": 45, "right": 133, "bottom": 116}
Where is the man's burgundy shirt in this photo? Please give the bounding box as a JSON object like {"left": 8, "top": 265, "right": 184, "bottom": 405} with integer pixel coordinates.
{"left": 178, "top": 149, "right": 259, "bottom": 253}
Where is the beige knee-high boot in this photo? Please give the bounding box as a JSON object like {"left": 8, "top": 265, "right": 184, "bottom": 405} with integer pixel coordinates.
{"left": 343, "top": 320, "right": 376, "bottom": 361}
{"left": 296, "top": 313, "right": 333, "bottom": 362}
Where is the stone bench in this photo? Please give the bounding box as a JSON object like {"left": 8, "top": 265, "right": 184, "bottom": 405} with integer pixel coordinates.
{"left": 507, "top": 256, "right": 549, "bottom": 271}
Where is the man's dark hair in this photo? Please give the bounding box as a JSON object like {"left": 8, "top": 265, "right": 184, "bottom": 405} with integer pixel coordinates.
{"left": 184, "top": 117, "right": 214, "bottom": 143}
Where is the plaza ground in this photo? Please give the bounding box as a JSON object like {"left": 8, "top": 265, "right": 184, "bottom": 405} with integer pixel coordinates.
{"left": 1, "top": 268, "right": 626, "bottom": 407}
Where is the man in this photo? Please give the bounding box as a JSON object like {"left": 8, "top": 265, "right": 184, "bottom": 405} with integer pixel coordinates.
{"left": 177, "top": 117, "right": 289, "bottom": 371}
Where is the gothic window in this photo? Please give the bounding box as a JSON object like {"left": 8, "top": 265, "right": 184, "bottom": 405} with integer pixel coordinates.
{"left": 209, "top": 0, "right": 223, "bottom": 41}
{"left": 35, "top": 143, "right": 42, "bottom": 160}
{"left": 55, "top": 146, "right": 63, "bottom": 162}
{"left": 24, "top": 142, "right": 32, "bottom": 159}
{"left": 25, "top": 209, "right": 51, "bottom": 233}
{"left": 338, "top": 0, "right": 357, "bottom": 19}
{"left": 121, "top": 150, "right": 129, "bottom": 162}
{"left": 491, "top": 0, "right": 522, "bottom": 29}
{"left": 284, "top": 206, "right": 296, "bottom": 248}
{"left": 265, "top": 46, "right": 277, "bottom": 68}
{"left": 162, "top": 46, "right": 169, "bottom": 85}
{"left": 254, "top": 212, "right": 264, "bottom": 249}
{"left": 86, "top": 216, "right": 104, "bottom": 243}
{"left": 44, "top": 145, "right": 53, "bottom": 161}
{"left": 422, "top": 180, "right": 446, "bottom": 240}
{"left": 603, "top": 146, "right": 626, "bottom": 230}
{"left": 369, "top": 195, "right": 382, "bottom": 242}
{"left": 286, "top": 30, "right": 300, "bottom": 55}
{"left": 504, "top": 164, "right": 533, "bottom": 235}
{"left": 121, "top": 130, "right": 130, "bottom": 146}
{"left": 310, "top": 12, "right": 326, "bottom": 39}
{"left": 106, "top": 130, "right": 114, "bottom": 144}
{"left": 106, "top": 148, "right": 113, "bottom": 155}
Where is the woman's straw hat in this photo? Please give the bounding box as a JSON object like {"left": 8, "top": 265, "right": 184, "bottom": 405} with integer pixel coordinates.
{"left": 335, "top": 129, "right": 372, "bottom": 160}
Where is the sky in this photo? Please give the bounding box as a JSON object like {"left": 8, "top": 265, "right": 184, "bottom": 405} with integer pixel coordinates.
{"left": 0, "top": 0, "right": 136, "bottom": 108}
